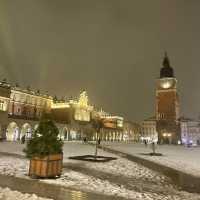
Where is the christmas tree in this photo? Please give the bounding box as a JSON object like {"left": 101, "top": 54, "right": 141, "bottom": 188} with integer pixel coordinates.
{"left": 24, "top": 113, "right": 63, "bottom": 158}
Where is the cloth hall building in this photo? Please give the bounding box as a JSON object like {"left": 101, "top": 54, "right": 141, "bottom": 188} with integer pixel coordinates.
{"left": 0, "top": 80, "right": 139, "bottom": 142}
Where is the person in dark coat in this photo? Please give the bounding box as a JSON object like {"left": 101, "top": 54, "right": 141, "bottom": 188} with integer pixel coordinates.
{"left": 21, "top": 135, "right": 26, "bottom": 144}
{"left": 98, "top": 138, "right": 101, "bottom": 145}
{"left": 144, "top": 139, "right": 147, "bottom": 147}
{"left": 83, "top": 137, "right": 87, "bottom": 143}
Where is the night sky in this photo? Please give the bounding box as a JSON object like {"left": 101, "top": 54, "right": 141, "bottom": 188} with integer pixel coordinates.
{"left": 0, "top": 0, "right": 200, "bottom": 122}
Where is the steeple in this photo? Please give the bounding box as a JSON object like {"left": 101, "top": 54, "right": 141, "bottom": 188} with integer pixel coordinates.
{"left": 163, "top": 52, "right": 170, "bottom": 68}
{"left": 160, "top": 52, "right": 174, "bottom": 78}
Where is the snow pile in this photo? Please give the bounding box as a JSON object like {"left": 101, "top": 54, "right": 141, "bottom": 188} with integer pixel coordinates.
{"left": 102, "top": 142, "right": 200, "bottom": 177}
{"left": 0, "top": 187, "right": 52, "bottom": 200}
{"left": 84, "top": 157, "right": 169, "bottom": 183}
{"left": 43, "top": 168, "right": 200, "bottom": 200}
{"left": 0, "top": 156, "right": 28, "bottom": 177}
{"left": 0, "top": 142, "right": 200, "bottom": 199}
{"left": 43, "top": 170, "right": 153, "bottom": 200}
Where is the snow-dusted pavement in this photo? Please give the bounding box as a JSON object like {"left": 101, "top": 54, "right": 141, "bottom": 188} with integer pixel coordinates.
{"left": 101, "top": 142, "right": 200, "bottom": 177}
{"left": 0, "top": 141, "right": 200, "bottom": 200}
{"left": 0, "top": 187, "right": 52, "bottom": 200}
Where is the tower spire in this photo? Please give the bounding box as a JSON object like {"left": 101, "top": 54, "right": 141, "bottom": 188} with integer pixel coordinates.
{"left": 163, "top": 51, "right": 170, "bottom": 68}
{"left": 160, "top": 52, "right": 174, "bottom": 78}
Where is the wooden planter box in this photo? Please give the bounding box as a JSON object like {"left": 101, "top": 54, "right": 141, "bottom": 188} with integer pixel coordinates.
{"left": 29, "top": 154, "right": 63, "bottom": 178}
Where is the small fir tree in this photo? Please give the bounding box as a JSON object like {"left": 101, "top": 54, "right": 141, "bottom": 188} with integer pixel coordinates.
{"left": 24, "top": 114, "right": 63, "bottom": 158}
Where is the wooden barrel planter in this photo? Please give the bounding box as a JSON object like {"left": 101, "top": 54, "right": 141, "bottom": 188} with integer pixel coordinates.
{"left": 29, "top": 154, "right": 63, "bottom": 178}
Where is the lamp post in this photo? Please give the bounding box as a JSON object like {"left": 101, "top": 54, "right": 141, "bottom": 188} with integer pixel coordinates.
{"left": 92, "top": 118, "right": 103, "bottom": 159}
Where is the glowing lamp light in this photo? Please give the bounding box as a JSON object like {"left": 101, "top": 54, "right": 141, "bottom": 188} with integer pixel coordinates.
{"left": 162, "top": 82, "right": 171, "bottom": 89}
{"left": 167, "top": 133, "right": 172, "bottom": 137}
{"left": 160, "top": 78, "right": 174, "bottom": 89}
{"left": 51, "top": 103, "right": 70, "bottom": 109}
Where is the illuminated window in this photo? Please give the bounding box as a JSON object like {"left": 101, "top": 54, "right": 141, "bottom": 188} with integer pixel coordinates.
{"left": 15, "top": 94, "right": 20, "bottom": 102}
{"left": 27, "top": 96, "right": 30, "bottom": 104}
{"left": 0, "top": 100, "right": 4, "bottom": 111}
{"left": 35, "top": 98, "right": 38, "bottom": 105}
{"left": 32, "top": 97, "right": 35, "bottom": 105}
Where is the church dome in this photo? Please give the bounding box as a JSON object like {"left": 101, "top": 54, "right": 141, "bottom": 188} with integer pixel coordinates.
{"left": 160, "top": 53, "right": 174, "bottom": 78}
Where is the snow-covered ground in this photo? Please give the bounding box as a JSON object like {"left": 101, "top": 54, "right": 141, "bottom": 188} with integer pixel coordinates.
{"left": 101, "top": 142, "right": 200, "bottom": 177}
{"left": 0, "top": 141, "right": 114, "bottom": 159}
{"left": 0, "top": 187, "right": 52, "bottom": 200}
{"left": 0, "top": 142, "right": 25, "bottom": 156}
{"left": 0, "top": 141, "right": 200, "bottom": 200}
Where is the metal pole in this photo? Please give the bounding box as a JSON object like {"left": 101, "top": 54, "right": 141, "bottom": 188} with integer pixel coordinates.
{"left": 95, "top": 131, "right": 98, "bottom": 158}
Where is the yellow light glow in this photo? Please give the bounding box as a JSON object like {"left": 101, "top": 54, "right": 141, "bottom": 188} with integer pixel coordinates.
{"left": 78, "top": 91, "right": 88, "bottom": 107}
{"left": 160, "top": 79, "right": 174, "bottom": 89}
{"left": 51, "top": 103, "right": 70, "bottom": 109}
{"left": 162, "top": 82, "right": 171, "bottom": 89}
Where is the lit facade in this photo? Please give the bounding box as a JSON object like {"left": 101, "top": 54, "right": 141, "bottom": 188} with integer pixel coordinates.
{"left": 156, "top": 53, "right": 181, "bottom": 144}
{"left": 141, "top": 117, "right": 158, "bottom": 143}
{"left": 123, "top": 121, "right": 141, "bottom": 142}
{"left": 9, "top": 87, "right": 52, "bottom": 119}
{"left": 0, "top": 81, "right": 53, "bottom": 141}
{"left": 0, "top": 82, "right": 10, "bottom": 112}
{"left": 180, "top": 118, "right": 200, "bottom": 145}
{"left": 0, "top": 83, "right": 127, "bottom": 142}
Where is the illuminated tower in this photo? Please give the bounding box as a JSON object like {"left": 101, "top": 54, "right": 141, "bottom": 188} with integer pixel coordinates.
{"left": 156, "top": 53, "right": 180, "bottom": 144}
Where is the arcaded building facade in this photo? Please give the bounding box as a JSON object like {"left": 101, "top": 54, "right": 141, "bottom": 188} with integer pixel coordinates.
{"left": 0, "top": 80, "right": 139, "bottom": 142}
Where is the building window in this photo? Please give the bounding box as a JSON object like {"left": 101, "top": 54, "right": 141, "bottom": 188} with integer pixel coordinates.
{"left": 32, "top": 97, "right": 35, "bottom": 105}
{"left": 0, "top": 100, "right": 4, "bottom": 111}
{"left": 27, "top": 96, "right": 30, "bottom": 104}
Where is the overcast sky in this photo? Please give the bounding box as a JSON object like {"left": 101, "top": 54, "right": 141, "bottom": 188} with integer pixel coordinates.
{"left": 0, "top": 0, "right": 200, "bottom": 121}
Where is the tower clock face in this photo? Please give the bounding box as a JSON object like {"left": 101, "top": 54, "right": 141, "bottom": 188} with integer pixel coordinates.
{"left": 160, "top": 78, "right": 175, "bottom": 89}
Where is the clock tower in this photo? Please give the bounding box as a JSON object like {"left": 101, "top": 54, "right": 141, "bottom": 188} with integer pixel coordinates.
{"left": 156, "top": 53, "right": 180, "bottom": 144}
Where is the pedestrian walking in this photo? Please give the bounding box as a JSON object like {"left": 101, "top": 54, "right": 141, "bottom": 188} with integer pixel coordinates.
{"left": 98, "top": 138, "right": 101, "bottom": 145}
{"left": 21, "top": 135, "right": 25, "bottom": 144}
{"left": 83, "top": 137, "right": 87, "bottom": 143}
{"left": 144, "top": 139, "right": 147, "bottom": 147}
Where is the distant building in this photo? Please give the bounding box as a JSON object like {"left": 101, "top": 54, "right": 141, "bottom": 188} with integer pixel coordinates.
{"left": 0, "top": 81, "right": 53, "bottom": 141}
{"left": 51, "top": 90, "right": 94, "bottom": 140}
{"left": 9, "top": 86, "right": 52, "bottom": 120}
{"left": 155, "top": 53, "right": 181, "bottom": 144}
{"left": 50, "top": 91, "right": 125, "bottom": 141}
{"left": 123, "top": 121, "right": 141, "bottom": 142}
{"left": 180, "top": 117, "right": 200, "bottom": 145}
{"left": 0, "top": 82, "right": 127, "bottom": 142}
{"left": 141, "top": 117, "right": 158, "bottom": 143}
{"left": 0, "top": 81, "right": 11, "bottom": 139}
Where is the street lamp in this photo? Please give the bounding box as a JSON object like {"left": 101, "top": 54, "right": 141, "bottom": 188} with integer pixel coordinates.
{"left": 162, "top": 132, "right": 172, "bottom": 144}
{"left": 163, "top": 133, "right": 167, "bottom": 137}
